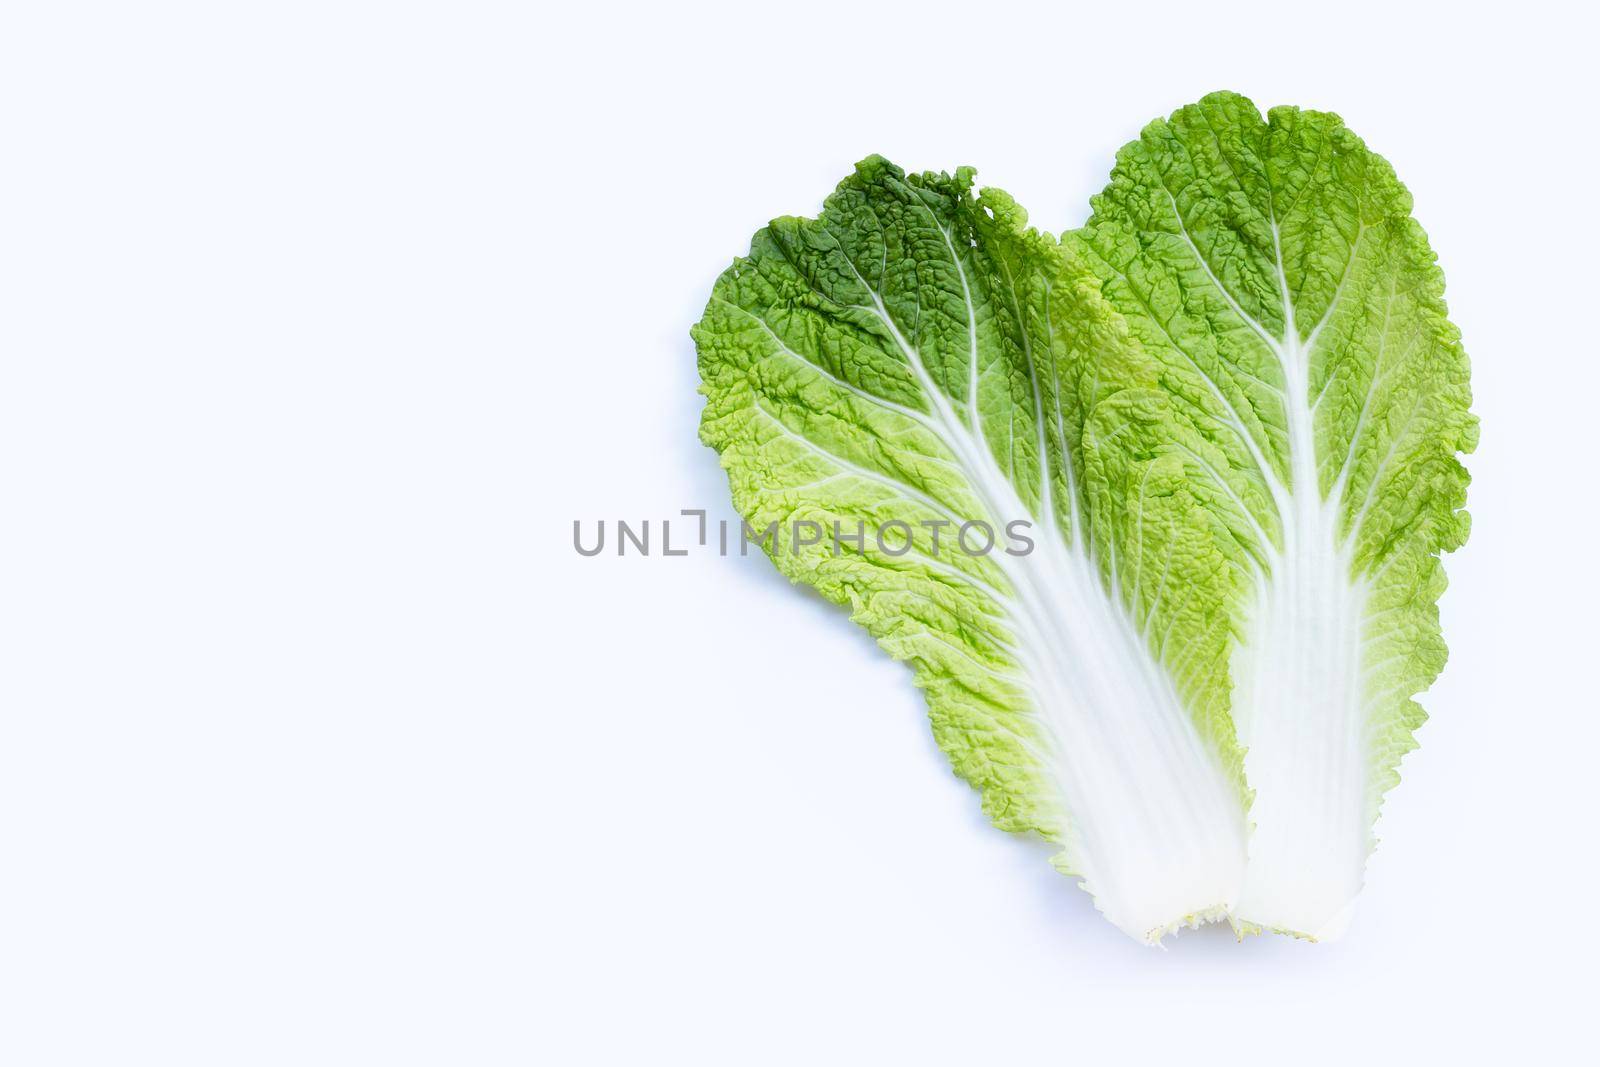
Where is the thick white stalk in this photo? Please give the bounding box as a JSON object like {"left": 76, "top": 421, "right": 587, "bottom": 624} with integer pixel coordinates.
{"left": 1232, "top": 314, "right": 1371, "bottom": 940}
{"left": 845, "top": 245, "right": 1246, "bottom": 943}
{"left": 897, "top": 323, "right": 1244, "bottom": 943}
{"left": 1008, "top": 535, "right": 1248, "bottom": 941}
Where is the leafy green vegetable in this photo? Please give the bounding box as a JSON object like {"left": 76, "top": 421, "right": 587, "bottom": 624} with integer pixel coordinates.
{"left": 693, "top": 158, "right": 1252, "bottom": 942}
{"left": 693, "top": 94, "right": 1473, "bottom": 945}
{"left": 1070, "top": 91, "right": 1475, "bottom": 939}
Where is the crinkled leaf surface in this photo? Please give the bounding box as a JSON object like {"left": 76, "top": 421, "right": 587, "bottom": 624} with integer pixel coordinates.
{"left": 1070, "top": 92, "right": 1475, "bottom": 939}
{"left": 694, "top": 158, "right": 1250, "bottom": 942}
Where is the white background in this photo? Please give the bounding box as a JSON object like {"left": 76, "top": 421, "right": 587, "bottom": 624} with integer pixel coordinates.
{"left": 2, "top": 1, "right": 1595, "bottom": 1063}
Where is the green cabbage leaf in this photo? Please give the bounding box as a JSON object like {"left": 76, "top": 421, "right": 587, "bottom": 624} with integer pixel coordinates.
{"left": 693, "top": 158, "right": 1251, "bottom": 942}
{"left": 1070, "top": 92, "right": 1475, "bottom": 938}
